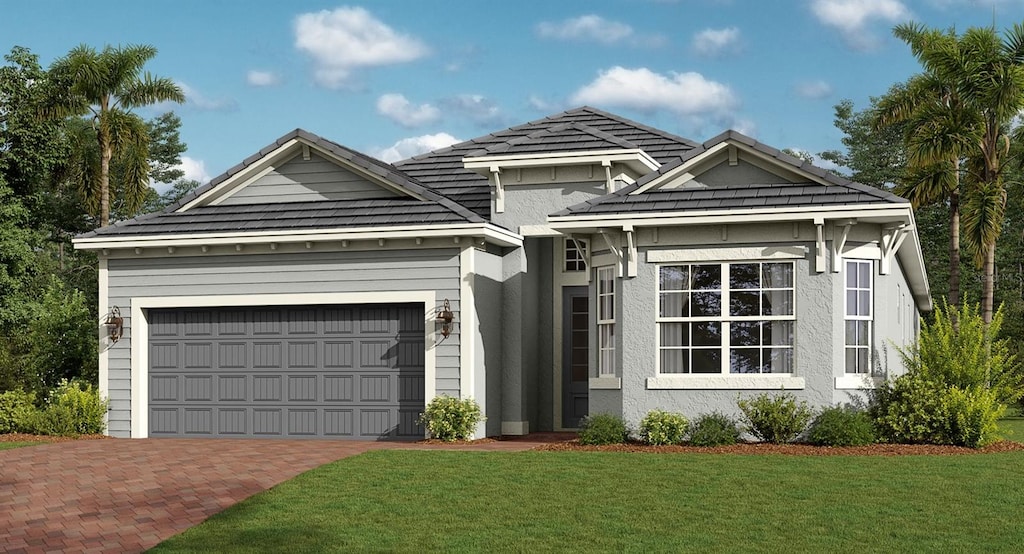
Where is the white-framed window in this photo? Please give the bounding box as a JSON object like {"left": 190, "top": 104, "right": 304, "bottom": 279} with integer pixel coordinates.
{"left": 845, "top": 259, "right": 873, "bottom": 374}
{"left": 597, "top": 266, "right": 615, "bottom": 376}
{"left": 657, "top": 262, "right": 795, "bottom": 374}
{"left": 565, "top": 238, "right": 588, "bottom": 272}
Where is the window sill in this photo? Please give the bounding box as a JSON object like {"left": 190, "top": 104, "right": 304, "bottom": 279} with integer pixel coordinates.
{"left": 590, "top": 377, "right": 622, "bottom": 390}
{"left": 835, "top": 375, "right": 883, "bottom": 390}
{"left": 646, "top": 375, "right": 805, "bottom": 390}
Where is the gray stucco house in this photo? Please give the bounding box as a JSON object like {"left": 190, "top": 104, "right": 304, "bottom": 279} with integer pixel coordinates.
{"left": 74, "top": 107, "right": 930, "bottom": 439}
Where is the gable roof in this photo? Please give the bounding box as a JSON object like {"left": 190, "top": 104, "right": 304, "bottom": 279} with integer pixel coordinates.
{"left": 467, "top": 121, "right": 639, "bottom": 156}
{"left": 394, "top": 106, "right": 700, "bottom": 218}
{"left": 78, "top": 129, "right": 486, "bottom": 239}
{"left": 550, "top": 129, "right": 908, "bottom": 218}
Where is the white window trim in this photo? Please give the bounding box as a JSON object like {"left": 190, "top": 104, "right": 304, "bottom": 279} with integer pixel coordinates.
{"left": 597, "top": 266, "right": 616, "bottom": 377}
{"left": 129, "top": 291, "right": 437, "bottom": 439}
{"left": 564, "top": 237, "right": 590, "bottom": 273}
{"left": 655, "top": 261, "right": 797, "bottom": 377}
{"left": 844, "top": 259, "right": 873, "bottom": 375}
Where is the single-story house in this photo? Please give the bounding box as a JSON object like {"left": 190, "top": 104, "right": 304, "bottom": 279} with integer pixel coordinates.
{"left": 73, "top": 106, "right": 930, "bottom": 439}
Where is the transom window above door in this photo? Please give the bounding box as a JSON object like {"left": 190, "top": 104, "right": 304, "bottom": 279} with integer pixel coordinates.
{"left": 657, "top": 262, "right": 795, "bottom": 375}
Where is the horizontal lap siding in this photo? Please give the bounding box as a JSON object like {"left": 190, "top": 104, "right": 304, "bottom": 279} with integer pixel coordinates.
{"left": 104, "top": 248, "right": 461, "bottom": 437}
{"left": 220, "top": 155, "right": 400, "bottom": 204}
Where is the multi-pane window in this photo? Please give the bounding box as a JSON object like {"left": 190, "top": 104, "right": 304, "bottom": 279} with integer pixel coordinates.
{"left": 658, "top": 262, "right": 795, "bottom": 374}
{"left": 845, "top": 259, "right": 873, "bottom": 374}
{"left": 597, "top": 266, "right": 615, "bottom": 376}
{"left": 565, "top": 238, "right": 588, "bottom": 272}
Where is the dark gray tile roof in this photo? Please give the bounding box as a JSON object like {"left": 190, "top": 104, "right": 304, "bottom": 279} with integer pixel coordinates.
{"left": 81, "top": 198, "right": 478, "bottom": 237}
{"left": 467, "top": 122, "right": 639, "bottom": 157}
{"left": 395, "top": 106, "right": 700, "bottom": 218}
{"left": 552, "top": 130, "right": 907, "bottom": 218}
{"left": 78, "top": 129, "right": 486, "bottom": 239}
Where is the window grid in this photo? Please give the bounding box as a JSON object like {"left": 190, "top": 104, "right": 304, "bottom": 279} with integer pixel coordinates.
{"left": 657, "top": 262, "right": 796, "bottom": 375}
{"left": 597, "top": 266, "right": 615, "bottom": 376}
{"left": 565, "top": 238, "right": 588, "bottom": 272}
{"left": 844, "top": 259, "right": 873, "bottom": 374}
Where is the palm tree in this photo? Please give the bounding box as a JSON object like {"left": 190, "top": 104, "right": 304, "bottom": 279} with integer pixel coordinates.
{"left": 874, "top": 75, "right": 967, "bottom": 329}
{"left": 48, "top": 44, "right": 184, "bottom": 227}
{"left": 887, "top": 22, "right": 1024, "bottom": 325}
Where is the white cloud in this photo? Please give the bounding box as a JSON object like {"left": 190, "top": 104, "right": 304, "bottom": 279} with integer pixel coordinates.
{"left": 441, "top": 94, "right": 505, "bottom": 126}
{"left": 246, "top": 70, "right": 281, "bottom": 87}
{"left": 372, "top": 133, "right": 461, "bottom": 163}
{"left": 179, "top": 156, "right": 212, "bottom": 183}
{"left": 535, "top": 15, "right": 634, "bottom": 44}
{"left": 810, "top": 0, "right": 912, "bottom": 51}
{"left": 794, "top": 80, "right": 834, "bottom": 100}
{"left": 691, "top": 27, "right": 741, "bottom": 57}
{"left": 730, "top": 118, "right": 758, "bottom": 137}
{"left": 294, "top": 6, "right": 428, "bottom": 88}
{"left": 571, "top": 66, "right": 738, "bottom": 117}
{"left": 153, "top": 82, "right": 236, "bottom": 112}
{"left": 376, "top": 93, "right": 441, "bottom": 128}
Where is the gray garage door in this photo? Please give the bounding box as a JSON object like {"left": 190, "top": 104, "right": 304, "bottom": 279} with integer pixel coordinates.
{"left": 148, "top": 304, "right": 426, "bottom": 440}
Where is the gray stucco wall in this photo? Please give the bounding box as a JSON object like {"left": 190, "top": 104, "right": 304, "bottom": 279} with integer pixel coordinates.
{"left": 103, "top": 247, "right": 461, "bottom": 437}
{"left": 492, "top": 181, "right": 606, "bottom": 231}
{"left": 473, "top": 248, "right": 504, "bottom": 437}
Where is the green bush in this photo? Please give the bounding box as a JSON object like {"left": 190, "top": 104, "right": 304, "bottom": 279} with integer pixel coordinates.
{"left": 871, "top": 371, "right": 946, "bottom": 444}
{"left": 899, "top": 302, "right": 1022, "bottom": 405}
{"left": 418, "top": 396, "right": 484, "bottom": 441}
{"left": 32, "top": 379, "right": 108, "bottom": 436}
{"left": 639, "top": 410, "right": 689, "bottom": 445}
{"left": 0, "top": 388, "right": 37, "bottom": 433}
{"left": 941, "top": 386, "right": 1004, "bottom": 448}
{"left": 688, "top": 412, "right": 742, "bottom": 446}
{"left": 737, "top": 392, "right": 813, "bottom": 444}
{"left": 807, "top": 406, "right": 876, "bottom": 446}
{"left": 578, "top": 413, "right": 629, "bottom": 445}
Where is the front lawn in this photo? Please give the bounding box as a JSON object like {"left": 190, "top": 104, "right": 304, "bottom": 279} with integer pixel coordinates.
{"left": 153, "top": 449, "right": 1024, "bottom": 553}
{"left": 0, "top": 441, "right": 41, "bottom": 451}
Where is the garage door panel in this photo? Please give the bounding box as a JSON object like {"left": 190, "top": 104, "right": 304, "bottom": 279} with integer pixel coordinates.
{"left": 150, "top": 304, "right": 425, "bottom": 439}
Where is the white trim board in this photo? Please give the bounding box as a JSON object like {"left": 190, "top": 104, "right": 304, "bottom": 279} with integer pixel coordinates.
{"left": 646, "top": 245, "right": 807, "bottom": 263}
{"left": 646, "top": 375, "right": 806, "bottom": 390}
{"left": 128, "top": 290, "right": 437, "bottom": 439}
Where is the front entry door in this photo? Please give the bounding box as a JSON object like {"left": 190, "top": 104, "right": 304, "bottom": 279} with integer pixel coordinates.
{"left": 562, "top": 286, "right": 589, "bottom": 428}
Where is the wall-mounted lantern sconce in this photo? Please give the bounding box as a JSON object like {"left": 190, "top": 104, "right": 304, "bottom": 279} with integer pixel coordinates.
{"left": 105, "top": 306, "right": 124, "bottom": 343}
{"left": 436, "top": 299, "right": 454, "bottom": 339}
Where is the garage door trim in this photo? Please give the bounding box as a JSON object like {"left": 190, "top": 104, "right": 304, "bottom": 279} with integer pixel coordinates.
{"left": 129, "top": 291, "right": 437, "bottom": 438}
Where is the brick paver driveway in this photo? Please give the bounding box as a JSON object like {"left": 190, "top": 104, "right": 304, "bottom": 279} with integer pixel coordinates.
{"left": 0, "top": 439, "right": 379, "bottom": 553}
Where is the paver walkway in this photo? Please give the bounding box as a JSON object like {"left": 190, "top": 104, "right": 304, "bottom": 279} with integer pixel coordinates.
{"left": 0, "top": 435, "right": 561, "bottom": 553}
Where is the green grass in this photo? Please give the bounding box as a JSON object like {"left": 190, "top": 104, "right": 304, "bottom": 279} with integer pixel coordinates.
{"left": 152, "top": 449, "right": 1024, "bottom": 553}
{"left": 0, "top": 441, "right": 42, "bottom": 451}
{"left": 999, "top": 411, "right": 1024, "bottom": 440}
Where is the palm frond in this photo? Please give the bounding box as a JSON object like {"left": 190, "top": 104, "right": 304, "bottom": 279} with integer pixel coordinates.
{"left": 961, "top": 178, "right": 1007, "bottom": 266}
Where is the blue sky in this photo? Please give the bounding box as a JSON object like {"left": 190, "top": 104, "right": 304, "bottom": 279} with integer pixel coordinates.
{"left": 1, "top": 1, "right": 1018, "bottom": 189}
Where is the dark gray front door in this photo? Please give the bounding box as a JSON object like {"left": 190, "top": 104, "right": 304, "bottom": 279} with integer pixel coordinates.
{"left": 562, "top": 287, "right": 589, "bottom": 428}
{"left": 147, "top": 304, "right": 425, "bottom": 440}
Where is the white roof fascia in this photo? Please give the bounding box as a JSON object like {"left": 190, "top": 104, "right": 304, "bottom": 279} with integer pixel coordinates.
{"left": 549, "top": 204, "right": 914, "bottom": 227}
{"left": 73, "top": 223, "right": 523, "bottom": 250}
{"left": 463, "top": 149, "right": 660, "bottom": 174}
{"left": 177, "top": 139, "right": 301, "bottom": 211}
{"left": 631, "top": 142, "right": 730, "bottom": 194}
{"left": 177, "top": 137, "right": 426, "bottom": 212}
{"left": 631, "top": 140, "right": 838, "bottom": 195}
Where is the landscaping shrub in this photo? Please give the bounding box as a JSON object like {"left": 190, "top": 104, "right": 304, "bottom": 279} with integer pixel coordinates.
{"left": 737, "top": 392, "right": 813, "bottom": 444}
{"left": 639, "top": 410, "right": 689, "bottom": 445}
{"left": 871, "top": 371, "right": 946, "bottom": 444}
{"left": 578, "top": 413, "right": 629, "bottom": 445}
{"left": 688, "top": 412, "right": 741, "bottom": 446}
{"left": 941, "top": 386, "right": 1003, "bottom": 448}
{"left": 0, "top": 388, "right": 36, "bottom": 433}
{"left": 418, "top": 396, "right": 484, "bottom": 441}
{"left": 806, "top": 406, "right": 876, "bottom": 446}
{"left": 31, "top": 379, "right": 107, "bottom": 436}
{"left": 899, "top": 302, "right": 1022, "bottom": 405}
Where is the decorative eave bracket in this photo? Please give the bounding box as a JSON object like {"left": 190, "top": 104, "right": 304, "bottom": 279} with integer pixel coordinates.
{"left": 490, "top": 166, "right": 504, "bottom": 213}
{"left": 880, "top": 224, "right": 911, "bottom": 275}
{"left": 831, "top": 219, "right": 857, "bottom": 273}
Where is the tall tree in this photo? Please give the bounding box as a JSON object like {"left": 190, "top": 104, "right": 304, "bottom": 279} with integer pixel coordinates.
{"left": 47, "top": 44, "right": 184, "bottom": 227}
{"left": 887, "top": 22, "right": 1024, "bottom": 325}
{"left": 820, "top": 96, "right": 908, "bottom": 190}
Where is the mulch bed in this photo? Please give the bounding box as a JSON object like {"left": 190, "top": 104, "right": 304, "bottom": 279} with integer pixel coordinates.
{"left": 534, "top": 439, "right": 1024, "bottom": 456}
{"left": 0, "top": 433, "right": 112, "bottom": 443}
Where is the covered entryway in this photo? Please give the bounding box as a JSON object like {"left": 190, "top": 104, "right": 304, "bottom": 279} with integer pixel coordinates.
{"left": 147, "top": 303, "right": 425, "bottom": 439}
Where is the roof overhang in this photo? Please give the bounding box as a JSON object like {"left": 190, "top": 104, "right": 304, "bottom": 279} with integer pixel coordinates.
{"left": 73, "top": 222, "right": 523, "bottom": 251}
{"left": 463, "top": 148, "right": 660, "bottom": 177}
{"left": 549, "top": 203, "right": 932, "bottom": 311}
